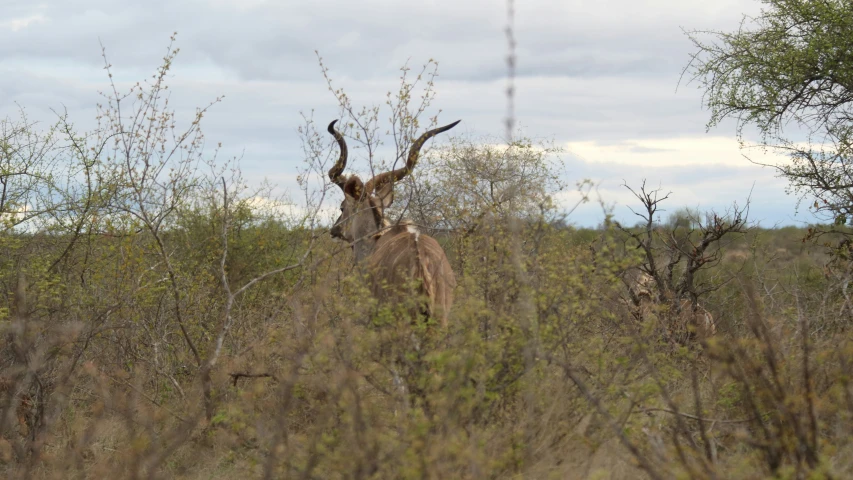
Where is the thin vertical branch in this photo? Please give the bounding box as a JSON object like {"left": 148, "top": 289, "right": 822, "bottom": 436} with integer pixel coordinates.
{"left": 505, "top": 0, "right": 516, "bottom": 143}
{"left": 797, "top": 290, "right": 820, "bottom": 468}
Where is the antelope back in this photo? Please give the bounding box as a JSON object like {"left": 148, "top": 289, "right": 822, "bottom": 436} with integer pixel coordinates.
{"left": 366, "top": 225, "right": 456, "bottom": 327}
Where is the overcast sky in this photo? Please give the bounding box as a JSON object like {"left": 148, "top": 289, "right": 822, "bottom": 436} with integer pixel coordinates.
{"left": 1, "top": 0, "right": 818, "bottom": 227}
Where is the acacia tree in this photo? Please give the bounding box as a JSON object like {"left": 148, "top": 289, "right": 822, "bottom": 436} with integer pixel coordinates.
{"left": 685, "top": 0, "right": 853, "bottom": 226}
{"left": 403, "top": 135, "right": 567, "bottom": 232}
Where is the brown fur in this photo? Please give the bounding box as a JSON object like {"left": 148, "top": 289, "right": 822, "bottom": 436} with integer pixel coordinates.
{"left": 367, "top": 225, "right": 456, "bottom": 327}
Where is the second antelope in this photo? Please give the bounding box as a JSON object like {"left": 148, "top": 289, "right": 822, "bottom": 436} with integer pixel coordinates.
{"left": 327, "top": 119, "right": 460, "bottom": 327}
{"left": 624, "top": 270, "right": 717, "bottom": 340}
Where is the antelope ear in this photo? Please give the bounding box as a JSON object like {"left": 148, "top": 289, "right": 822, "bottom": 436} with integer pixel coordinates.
{"left": 344, "top": 177, "right": 364, "bottom": 200}
{"left": 374, "top": 181, "right": 395, "bottom": 209}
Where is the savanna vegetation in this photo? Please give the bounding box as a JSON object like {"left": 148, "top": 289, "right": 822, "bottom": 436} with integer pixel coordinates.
{"left": 3, "top": 0, "right": 853, "bottom": 478}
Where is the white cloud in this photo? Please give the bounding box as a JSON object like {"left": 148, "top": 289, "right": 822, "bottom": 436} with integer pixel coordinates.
{"left": 565, "top": 136, "right": 792, "bottom": 168}
{"left": 1, "top": 14, "right": 47, "bottom": 32}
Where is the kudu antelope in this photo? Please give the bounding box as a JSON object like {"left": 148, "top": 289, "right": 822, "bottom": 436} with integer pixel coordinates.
{"left": 623, "top": 270, "right": 716, "bottom": 340}
{"left": 327, "top": 119, "right": 460, "bottom": 327}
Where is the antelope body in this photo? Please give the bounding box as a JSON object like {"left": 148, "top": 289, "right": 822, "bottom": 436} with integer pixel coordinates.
{"left": 624, "top": 270, "right": 717, "bottom": 340}
{"left": 327, "top": 119, "right": 459, "bottom": 327}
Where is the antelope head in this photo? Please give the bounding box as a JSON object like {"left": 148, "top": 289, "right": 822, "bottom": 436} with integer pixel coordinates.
{"left": 327, "top": 119, "right": 461, "bottom": 261}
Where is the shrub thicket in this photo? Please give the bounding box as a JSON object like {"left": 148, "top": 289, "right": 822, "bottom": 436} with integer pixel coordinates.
{"left": 1, "top": 38, "right": 852, "bottom": 480}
